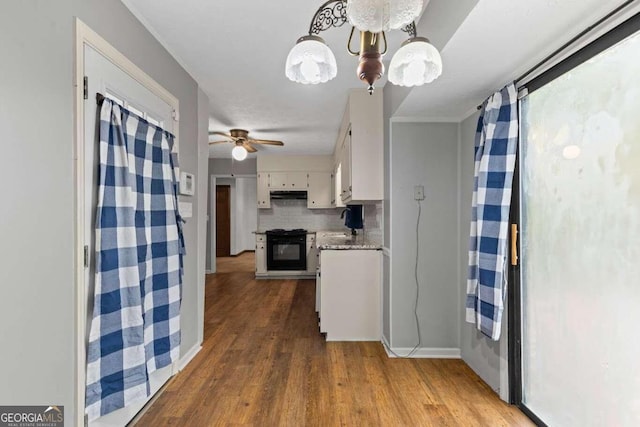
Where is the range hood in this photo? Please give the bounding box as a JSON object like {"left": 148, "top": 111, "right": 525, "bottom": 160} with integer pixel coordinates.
{"left": 270, "top": 190, "right": 307, "bottom": 200}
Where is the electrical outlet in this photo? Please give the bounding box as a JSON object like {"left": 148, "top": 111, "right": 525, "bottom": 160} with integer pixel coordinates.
{"left": 414, "top": 185, "right": 425, "bottom": 201}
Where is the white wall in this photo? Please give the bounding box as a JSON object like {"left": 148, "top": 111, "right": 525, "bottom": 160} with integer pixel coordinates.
{"left": 0, "top": 2, "right": 206, "bottom": 425}
{"left": 235, "top": 177, "right": 258, "bottom": 254}
{"left": 389, "top": 122, "right": 460, "bottom": 351}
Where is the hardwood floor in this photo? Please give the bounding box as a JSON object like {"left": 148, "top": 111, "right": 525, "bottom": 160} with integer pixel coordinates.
{"left": 136, "top": 253, "right": 532, "bottom": 426}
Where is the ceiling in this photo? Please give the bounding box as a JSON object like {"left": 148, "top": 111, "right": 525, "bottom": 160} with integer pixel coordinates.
{"left": 121, "top": 0, "right": 632, "bottom": 158}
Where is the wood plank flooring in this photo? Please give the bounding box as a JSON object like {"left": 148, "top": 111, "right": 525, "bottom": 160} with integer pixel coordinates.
{"left": 135, "top": 253, "right": 532, "bottom": 426}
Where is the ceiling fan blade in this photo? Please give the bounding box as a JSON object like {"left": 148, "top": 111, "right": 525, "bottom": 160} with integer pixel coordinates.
{"left": 249, "top": 139, "right": 284, "bottom": 146}
{"left": 208, "top": 131, "right": 235, "bottom": 139}
{"left": 243, "top": 142, "right": 258, "bottom": 153}
{"left": 208, "top": 140, "right": 231, "bottom": 145}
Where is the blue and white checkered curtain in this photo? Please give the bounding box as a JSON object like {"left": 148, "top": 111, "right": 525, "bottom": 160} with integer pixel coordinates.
{"left": 86, "top": 99, "right": 184, "bottom": 420}
{"left": 466, "top": 83, "right": 518, "bottom": 340}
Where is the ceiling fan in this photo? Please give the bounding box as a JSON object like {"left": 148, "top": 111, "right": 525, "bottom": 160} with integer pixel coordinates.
{"left": 209, "top": 128, "right": 284, "bottom": 160}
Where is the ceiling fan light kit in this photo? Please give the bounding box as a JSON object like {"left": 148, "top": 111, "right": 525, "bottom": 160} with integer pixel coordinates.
{"left": 231, "top": 145, "right": 248, "bottom": 161}
{"left": 285, "top": 0, "right": 441, "bottom": 94}
{"left": 209, "top": 128, "right": 285, "bottom": 161}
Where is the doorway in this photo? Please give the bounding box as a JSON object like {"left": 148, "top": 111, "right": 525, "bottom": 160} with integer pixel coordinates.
{"left": 75, "top": 19, "right": 180, "bottom": 427}
{"left": 216, "top": 185, "right": 231, "bottom": 257}
{"left": 514, "top": 16, "right": 640, "bottom": 426}
{"left": 207, "top": 175, "right": 258, "bottom": 272}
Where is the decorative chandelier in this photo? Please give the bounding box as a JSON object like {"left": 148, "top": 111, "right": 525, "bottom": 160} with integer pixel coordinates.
{"left": 285, "top": 0, "right": 442, "bottom": 94}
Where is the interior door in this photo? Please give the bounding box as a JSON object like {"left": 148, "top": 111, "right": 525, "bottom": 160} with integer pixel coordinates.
{"left": 216, "top": 185, "right": 231, "bottom": 257}
{"left": 518, "top": 25, "right": 640, "bottom": 426}
{"left": 84, "top": 44, "right": 175, "bottom": 426}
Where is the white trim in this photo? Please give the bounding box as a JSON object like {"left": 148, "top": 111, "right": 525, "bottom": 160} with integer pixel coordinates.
{"left": 177, "top": 344, "right": 202, "bottom": 372}
{"left": 391, "top": 115, "right": 461, "bottom": 123}
{"left": 383, "top": 344, "right": 462, "bottom": 359}
{"left": 74, "top": 18, "right": 180, "bottom": 426}
{"left": 456, "top": 121, "right": 463, "bottom": 350}
{"left": 381, "top": 246, "right": 391, "bottom": 257}
{"left": 209, "top": 175, "right": 217, "bottom": 273}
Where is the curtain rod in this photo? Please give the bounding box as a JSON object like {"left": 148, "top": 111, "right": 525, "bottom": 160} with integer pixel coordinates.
{"left": 477, "top": 0, "right": 636, "bottom": 110}
{"left": 96, "top": 92, "right": 105, "bottom": 104}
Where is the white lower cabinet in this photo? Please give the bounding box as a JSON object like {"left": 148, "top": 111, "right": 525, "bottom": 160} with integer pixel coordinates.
{"left": 318, "top": 249, "right": 381, "bottom": 341}
{"left": 255, "top": 234, "right": 266, "bottom": 274}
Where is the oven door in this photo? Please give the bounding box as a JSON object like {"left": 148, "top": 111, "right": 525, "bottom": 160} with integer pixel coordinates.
{"left": 267, "top": 235, "right": 307, "bottom": 271}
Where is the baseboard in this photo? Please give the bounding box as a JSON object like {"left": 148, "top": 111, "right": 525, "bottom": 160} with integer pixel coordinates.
{"left": 177, "top": 343, "right": 202, "bottom": 371}
{"left": 382, "top": 337, "right": 461, "bottom": 359}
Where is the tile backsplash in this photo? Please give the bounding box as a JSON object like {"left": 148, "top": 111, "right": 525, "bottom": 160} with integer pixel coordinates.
{"left": 258, "top": 200, "right": 382, "bottom": 241}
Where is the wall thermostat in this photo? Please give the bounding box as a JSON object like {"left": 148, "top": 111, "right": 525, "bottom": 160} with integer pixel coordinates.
{"left": 179, "top": 172, "right": 195, "bottom": 196}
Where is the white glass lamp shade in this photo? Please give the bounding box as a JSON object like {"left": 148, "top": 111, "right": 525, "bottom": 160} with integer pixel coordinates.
{"left": 389, "top": 37, "right": 442, "bottom": 87}
{"left": 285, "top": 35, "right": 337, "bottom": 85}
{"left": 347, "top": 0, "right": 423, "bottom": 33}
{"left": 232, "top": 145, "right": 248, "bottom": 161}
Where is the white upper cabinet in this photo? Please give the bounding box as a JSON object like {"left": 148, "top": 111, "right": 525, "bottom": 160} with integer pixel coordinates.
{"left": 257, "top": 173, "right": 271, "bottom": 208}
{"left": 269, "top": 171, "right": 307, "bottom": 189}
{"left": 339, "top": 128, "right": 352, "bottom": 202}
{"left": 334, "top": 89, "right": 383, "bottom": 203}
{"left": 256, "top": 156, "right": 334, "bottom": 210}
{"left": 307, "top": 172, "right": 332, "bottom": 209}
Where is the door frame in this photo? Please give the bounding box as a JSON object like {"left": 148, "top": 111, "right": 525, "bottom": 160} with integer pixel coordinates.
{"left": 73, "top": 18, "right": 180, "bottom": 426}
{"left": 208, "top": 174, "right": 256, "bottom": 273}
{"left": 509, "top": 11, "right": 640, "bottom": 425}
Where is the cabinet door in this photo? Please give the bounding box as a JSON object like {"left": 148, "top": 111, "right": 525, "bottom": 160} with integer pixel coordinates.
{"left": 307, "top": 172, "right": 332, "bottom": 209}
{"left": 306, "top": 234, "right": 318, "bottom": 272}
{"left": 320, "top": 250, "right": 381, "bottom": 341}
{"left": 257, "top": 173, "right": 271, "bottom": 208}
{"left": 288, "top": 172, "right": 307, "bottom": 189}
{"left": 334, "top": 165, "right": 345, "bottom": 208}
{"left": 269, "top": 172, "right": 288, "bottom": 189}
{"left": 340, "top": 129, "right": 352, "bottom": 202}
{"left": 330, "top": 172, "right": 336, "bottom": 207}
{"left": 255, "top": 235, "right": 267, "bottom": 274}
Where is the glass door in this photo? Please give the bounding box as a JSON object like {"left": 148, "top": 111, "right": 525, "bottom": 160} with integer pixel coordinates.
{"left": 518, "top": 22, "right": 640, "bottom": 426}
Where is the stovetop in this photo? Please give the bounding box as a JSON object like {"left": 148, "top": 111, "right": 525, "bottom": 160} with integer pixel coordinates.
{"left": 265, "top": 228, "right": 307, "bottom": 236}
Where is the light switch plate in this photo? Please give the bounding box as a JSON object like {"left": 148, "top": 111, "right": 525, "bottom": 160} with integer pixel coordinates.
{"left": 179, "top": 201, "right": 193, "bottom": 218}
{"left": 179, "top": 172, "right": 195, "bottom": 196}
{"left": 414, "top": 185, "right": 425, "bottom": 201}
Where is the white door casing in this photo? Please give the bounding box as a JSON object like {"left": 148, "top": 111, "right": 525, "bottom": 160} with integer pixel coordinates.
{"left": 74, "top": 19, "right": 179, "bottom": 427}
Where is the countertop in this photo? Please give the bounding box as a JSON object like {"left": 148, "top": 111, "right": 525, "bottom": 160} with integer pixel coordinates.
{"left": 315, "top": 231, "right": 382, "bottom": 251}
